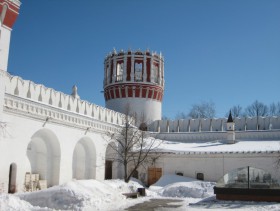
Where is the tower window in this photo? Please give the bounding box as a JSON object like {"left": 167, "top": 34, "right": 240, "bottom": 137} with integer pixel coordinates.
{"left": 116, "top": 63, "right": 123, "bottom": 82}
{"left": 135, "top": 62, "right": 143, "bottom": 81}
{"left": 151, "top": 64, "right": 159, "bottom": 83}
{"left": 106, "top": 66, "right": 110, "bottom": 81}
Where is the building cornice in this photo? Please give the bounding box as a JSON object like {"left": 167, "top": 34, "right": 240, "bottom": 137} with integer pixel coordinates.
{"left": 4, "top": 94, "right": 122, "bottom": 134}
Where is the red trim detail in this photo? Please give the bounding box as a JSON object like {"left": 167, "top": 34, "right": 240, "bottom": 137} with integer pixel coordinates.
{"left": 115, "top": 87, "right": 120, "bottom": 98}
{"left": 152, "top": 90, "right": 158, "bottom": 100}
{"left": 148, "top": 89, "right": 153, "bottom": 98}
{"left": 128, "top": 87, "right": 133, "bottom": 97}
{"left": 135, "top": 86, "right": 140, "bottom": 97}
{"left": 110, "top": 89, "right": 114, "bottom": 99}
{"left": 0, "top": 2, "right": 20, "bottom": 29}
{"left": 104, "top": 83, "right": 163, "bottom": 102}
{"left": 121, "top": 87, "right": 126, "bottom": 97}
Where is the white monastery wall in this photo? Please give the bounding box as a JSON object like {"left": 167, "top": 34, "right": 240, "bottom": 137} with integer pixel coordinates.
{"left": 151, "top": 130, "right": 280, "bottom": 142}
{"left": 149, "top": 117, "right": 280, "bottom": 134}
{"left": 159, "top": 153, "right": 280, "bottom": 182}
{"left": 0, "top": 111, "right": 109, "bottom": 191}
{"left": 0, "top": 73, "right": 126, "bottom": 192}
{"left": 4, "top": 74, "right": 125, "bottom": 125}
{"left": 135, "top": 153, "right": 280, "bottom": 184}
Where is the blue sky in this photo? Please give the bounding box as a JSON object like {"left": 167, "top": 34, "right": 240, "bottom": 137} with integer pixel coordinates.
{"left": 8, "top": 0, "right": 280, "bottom": 119}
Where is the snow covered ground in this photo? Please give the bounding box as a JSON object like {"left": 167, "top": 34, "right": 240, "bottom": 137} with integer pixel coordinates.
{"left": 157, "top": 139, "right": 280, "bottom": 153}
{"left": 1, "top": 175, "right": 280, "bottom": 210}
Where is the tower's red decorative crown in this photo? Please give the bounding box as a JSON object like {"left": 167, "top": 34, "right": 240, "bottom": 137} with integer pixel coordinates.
{"left": 103, "top": 49, "right": 164, "bottom": 102}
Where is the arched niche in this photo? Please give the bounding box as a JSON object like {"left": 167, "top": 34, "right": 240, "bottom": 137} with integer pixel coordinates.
{"left": 72, "top": 137, "right": 96, "bottom": 180}
{"left": 26, "top": 129, "right": 61, "bottom": 187}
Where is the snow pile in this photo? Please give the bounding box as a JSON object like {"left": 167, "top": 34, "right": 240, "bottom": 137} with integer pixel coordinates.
{"left": 103, "top": 178, "right": 143, "bottom": 193}
{"left": 0, "top": 193, "right": 50, "bottom": 211}
{"left": 17, "top": 180, "right": 127, "bottom": 211}
{"left": 153, "top": 174, "right": 197, "bottom": 187}
{"left": 161, "top": 181, "right": 214, "bottom": 198}
{"left": 150, "top": 175, "right": 215, "bottom": 198}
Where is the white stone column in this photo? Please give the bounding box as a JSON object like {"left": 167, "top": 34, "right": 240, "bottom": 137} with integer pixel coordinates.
{"left": 123, "top": 55, "right": 127, "bottom": 82}
{"left": 150, "top": 57, "right": 154, "bottom": 83}
{"left": 113, "top": 58, "right": 117, "bottom": 83}
{"left": 131, "top": 55, "right": 135, "bottom": 82}
{"left": 143, "top": 55, "right": 147, "bottom": 82}
{"left": 159, "top": 59, "right": 162, "bottom": 85}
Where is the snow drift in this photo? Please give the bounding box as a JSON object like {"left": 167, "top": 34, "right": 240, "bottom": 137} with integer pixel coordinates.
{"left": 17, "top": 180, "right": 128, "bottom": 211}
{"left": 150, "top": 174, "right": 215, "bottom": 198}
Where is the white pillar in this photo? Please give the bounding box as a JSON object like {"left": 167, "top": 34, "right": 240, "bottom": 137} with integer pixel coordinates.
{"left": 123, "top": 55, "right": 127, "bottom": 82}
{"left": 150, "top": 57, "right": 154, "bottom": 83}
{"left": 113, "top": 58, "right": 117, "bottom": 83}
{"left": 143, "top": 55, "right": 147, "bottom": 82}
{"left": 131, "top": 55, "right": 135, "bottom": 81}
{"left": 159, "top": 59, "right": 162, "bottom": 85}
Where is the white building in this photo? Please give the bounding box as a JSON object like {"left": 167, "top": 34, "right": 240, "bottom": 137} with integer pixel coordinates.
{"left": 0, "top": 0, "right": 280, "bottom": 193}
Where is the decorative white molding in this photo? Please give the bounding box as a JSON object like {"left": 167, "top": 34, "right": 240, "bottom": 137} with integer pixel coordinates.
{"left": 4, "top": 94, "right": 123, "bottom": 134}
{"left": 8, "top": 0, "right": 21, "bottom": 7}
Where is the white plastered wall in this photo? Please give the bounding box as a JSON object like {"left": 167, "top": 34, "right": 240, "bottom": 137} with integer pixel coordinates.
{"left": 0, "top": 111, "right": 108, "bottom": 192}
{"left": 136, "top": 153, "right": 280, "bottom": 185}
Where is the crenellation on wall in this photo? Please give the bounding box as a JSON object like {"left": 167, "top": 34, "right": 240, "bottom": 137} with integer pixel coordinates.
{"left": 3, "top": 94, "right": 122, "bottom": 135}
{"left": 149, "top": 117, "right": 280, "bottom": 133}
{"left": 4, "top": 73, "right": 126, "bottom": 125}
{"left": 151, "top": 130, "right": 280, "bottom": 143}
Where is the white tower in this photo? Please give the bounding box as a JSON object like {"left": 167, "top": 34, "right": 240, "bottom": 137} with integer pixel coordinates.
{"left": 0, "top": 0, "right": 21, "bottom": 120}
{"left": 103, "top": 49, "right": 164, "bottom": 123}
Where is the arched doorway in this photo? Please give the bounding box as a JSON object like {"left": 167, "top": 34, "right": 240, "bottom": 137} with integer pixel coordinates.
{"left": 72, "top": 137, "right": 96, "bottom": 180}
{"left": 26, "top": 129, "right": 61, "bottom": 187}
{"left": 8, "top": 163, "right": 17, "bottom": 193}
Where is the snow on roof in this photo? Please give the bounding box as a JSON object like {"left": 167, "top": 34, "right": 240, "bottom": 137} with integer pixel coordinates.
{"left": 156, "top": 139, "right": 280, "bottom": 154}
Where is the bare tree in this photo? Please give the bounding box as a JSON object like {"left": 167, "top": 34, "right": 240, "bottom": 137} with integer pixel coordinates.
{"left": 105, "top": 107, "right": 162, "bottom": 183}
{"left": 226, "top": 105, "right": 243, "bottom": 118}
{"left": 245, "top": 100, "right": 268, "bottom": 117}
{"left": 269, "top": 102, "right": 280, "bottom": 116}
{"left": 188, "top": 101, "right": 216, "bottom": 119}
{"left": 175, "top": 112, "right": 188, "bottom": 120}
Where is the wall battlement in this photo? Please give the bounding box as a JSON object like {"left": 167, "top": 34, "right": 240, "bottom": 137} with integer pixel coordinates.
{"left": 149, "top": 117, "right": 280, "bottom": 133}
{"left": 4, "top": 73, "right": 126, "bottom": 125}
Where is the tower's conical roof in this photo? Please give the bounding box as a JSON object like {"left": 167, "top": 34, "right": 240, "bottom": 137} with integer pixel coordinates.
{"left": 227, "top": 110, "right": 234, "bottom": 123}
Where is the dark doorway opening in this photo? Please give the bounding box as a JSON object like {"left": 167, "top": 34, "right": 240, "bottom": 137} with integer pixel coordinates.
{"left": 105, "top": 160, "right": 113, "bottom": 180}
{"left": 8, "top": 163, "right": 17, "bottom": 193}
